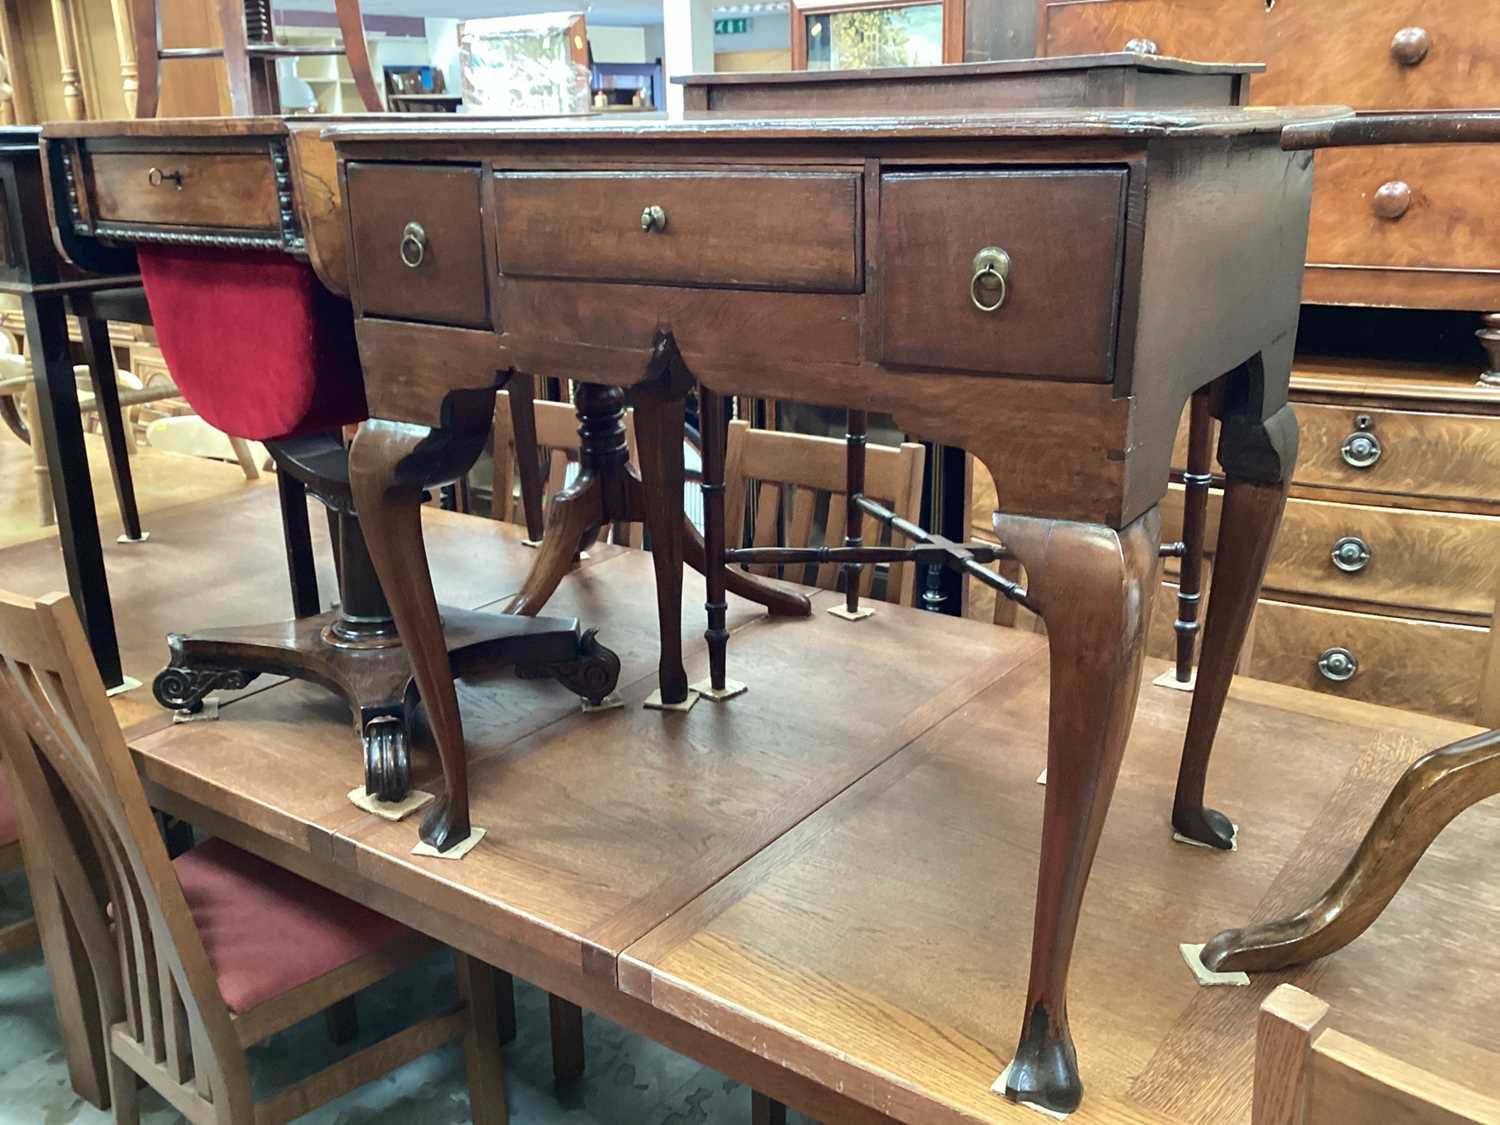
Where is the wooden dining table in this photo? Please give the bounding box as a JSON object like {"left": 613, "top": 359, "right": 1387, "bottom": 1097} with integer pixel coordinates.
{"left": 72, "top": 490, "right": 1500, "bottom": 1125}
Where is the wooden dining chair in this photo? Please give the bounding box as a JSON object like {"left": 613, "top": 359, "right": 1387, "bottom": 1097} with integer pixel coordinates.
{"left": 131, "top": 0, "right": 382, "bottom": 118}
{"left": 1254, "top": 984, "right": 1500, "bottom": 1125}
{"left": 0, "top": 588, "right": 507, "bottom": 1125}
{"left": 723, "top": 420, "right": 925, "bottom": 606}
{"left": 494, "top": 388, "right": 640, "bottom": 547}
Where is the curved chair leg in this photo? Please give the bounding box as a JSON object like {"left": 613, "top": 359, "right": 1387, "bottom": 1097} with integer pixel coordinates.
{"left": 995, "top": 504, "right": 1162, "bottom": 1115}
{"left": 349, "top": 419, "right": 485, "bottom": 851}
{"left": 1203, "top": 728, "right": 1500, "bottom": 973}
{"left": 1173, "top": 396, "right": 1298, "bottom": 848}
{"left": 503, "top": 477, "right": 603, "bottom": 616}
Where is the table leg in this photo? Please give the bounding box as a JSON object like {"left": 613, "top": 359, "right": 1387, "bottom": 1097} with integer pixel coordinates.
{"left": 630, "top": 380, "right": 690, "bottom": 705}
{"left": 507, "top": 372, "right": 547, "bottom": 541}
{"left": 843, "top": 408, "right": 867, "bottom": 616}
{"left": 699, "top": 386, "right": 730, "bottom": 692}
{"left": 1203, "top": 728, "right": 1500, "bottom": 973}
{"left": 1174, "top": 392, "right": 1213, "bottom": 682}
{"left": 77, "top": 316, "right": 143, "bottom": 544}
{"left": 549, "top": 993, "right": 586, "bottom": 1082}
{"left": 994, "top": 504, "right": 1161, "bottom": 1115}
{"left": 1173, "top": 401, "right": 1298, "bottom": 849}
{"left": 19, "top": 292, "right": 123, "bottom": 688}
{"left": 275, "top": 469, "right": 321, "bottom": 619}
{"left": 752, "top": 1091, "right": 789, "bottom": 1125}
{"left": 348, "top": 418, "right": 486, "bottom": 851}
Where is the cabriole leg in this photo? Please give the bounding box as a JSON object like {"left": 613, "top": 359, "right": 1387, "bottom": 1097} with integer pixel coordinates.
{"left": 995, "top": 505, "right": 1162, "bottom": 1115}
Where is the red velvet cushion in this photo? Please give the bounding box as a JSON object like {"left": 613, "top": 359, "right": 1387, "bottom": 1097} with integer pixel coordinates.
{"left": 137, "top": 246, "right": 367, "bottom": 441}
{"left": 0, "top": 774, "right": 17, "bottom": 848}
{"left": 173, "top": 837, "right": 409, "bottom": 1013}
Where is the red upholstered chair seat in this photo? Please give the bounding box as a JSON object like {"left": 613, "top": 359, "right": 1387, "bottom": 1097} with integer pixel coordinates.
{"left": 0, "top": 775, "right": 17, "bottom": 847}
{"left": 172, "top": 837, "right": 409, "bottom": 1013}
{"left": 137, "top": 246, "right": 367, "bottom": 442}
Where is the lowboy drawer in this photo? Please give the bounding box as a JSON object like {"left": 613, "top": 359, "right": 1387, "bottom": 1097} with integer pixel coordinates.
{"left": 346, "top": 162, "right": 489, "bottom": 329}
{"left": 877, "top": 169, "right": 1126, "bottom": 380}
{"left": 88, "top": 151, "right": 279, "bottom": 230}
{"left": 494, "top": 171, "right": 862, "bottom": 292}
{"left": 1248, "top": 598, "right": 1487, "bottom": 722}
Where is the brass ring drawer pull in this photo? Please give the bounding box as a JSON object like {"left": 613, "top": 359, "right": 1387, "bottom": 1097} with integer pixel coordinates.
{"left": 1318, "top": 646, "right": 1359, "bottom": 684}
{"left": 640, "top": 205, "right": 667, "bottom": 233}
{"left": 400, "top": 222, "right": 427, "bottom": 269}
{"left": 1390, "top": 26, "right": 1431, "bottom": 66}
{"left": 1330, "top": 536, "right": 1372, "bottom": 573}
{"left": 1340, "top": 415, "right": 1382, "bottom": 469}
{"left": 970, "top": 246, "right": 1011, "bottom": 313}
{"left": 147, "top": 167, "right": 184, "bottom": 189}
{"left": 1372, "top": 180, "right": 1412, "bottom": 221}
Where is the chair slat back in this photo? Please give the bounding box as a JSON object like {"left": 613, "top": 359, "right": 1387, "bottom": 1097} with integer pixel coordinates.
{"left": 0, "top": 590, "right": 245, "bottom": 1112}
{"left": 724, "top": 421, "right": 926, "bottom": 605}
{"left": 1254, "top": 985, "right": 1500, "bottom": 1125}
{"left": 494, "top": 391, "right": 640, "bottom": 546}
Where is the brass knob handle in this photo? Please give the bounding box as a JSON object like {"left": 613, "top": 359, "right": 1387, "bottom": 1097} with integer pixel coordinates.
{"left": 970, "top": 246, "right": 1011, "bottom": 313}
{"left": 640, "top": 205, "right": 667, "bottom": 233}
{"left": 1372, "top": 180, "right": 1412, "bottom": 221}
{"left": 1317, "top": 647, "right": 1359, "bottom": 684}
{"left": 1124, "top": 37, "right": 1159, "bottom": 53}
{"left": 399, "top": 221, "right": 426, "bottom": 269}
{"left": 1390, "top": 26, "right": 1430, "bottom": 66}
{"left": 1330, "top": 536, "right": 1372, "bottom": 574}
{"left": 147, "top": 167, "right": 184, "bottom": 189}
{"left": 1340, "top": 415, "right": 1383, "bottom": 469}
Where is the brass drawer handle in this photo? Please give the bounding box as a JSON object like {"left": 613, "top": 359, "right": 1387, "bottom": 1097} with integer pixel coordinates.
{"left": 1330, "top": 535, "right": 1372, "bottom": 573}
{"left": 1340, "top": 415, "right": 1382, "bottom": 469}
{"left": 1124, "top": 37, "right": 1159, "bottom": 53}
{"left": 1317, "top": 647, "right": 1359, "bottom": 684}
{"left": 399, "top": 221, "right": 427, "bottom": 269}
{"left": 147, "top": 167, "right": 184, "bottom": 189}
{"left": 1372, "top": 180, "right": 1412, "bottom": 221}
{"left": 1390, "top": 26, "right": 1431, "bottom": 66}
{"left": 640, "top": 205, "right": 667, "bottom": 233}
{"left": 970, "top": 246, "right": 1011, "bottom": 313}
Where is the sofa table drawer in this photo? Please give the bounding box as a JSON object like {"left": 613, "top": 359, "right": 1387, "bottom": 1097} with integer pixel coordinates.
{"left": 494, "top": 170, "right": 862, "bottom": 292}
{"left": 346, "top": 162, "right": 489, "bottom": 329}
{"left": 1248, "top": 598, "right": 1487, "bottom": 722}
{"left": 876, "top": 168, "right": 1126, "bottom": 380}
{"left": 1294, "top": 403, "right": 1500, "bottom": 505}
{"left": 89, "top": 151, "right": 279, "bottom": 230}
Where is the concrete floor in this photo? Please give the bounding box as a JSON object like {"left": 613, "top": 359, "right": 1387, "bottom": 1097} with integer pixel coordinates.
{"left": 0, "top": 867, "right": 815, "bottom": 1124}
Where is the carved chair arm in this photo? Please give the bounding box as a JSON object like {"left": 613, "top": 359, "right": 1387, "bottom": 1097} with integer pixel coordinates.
{"left": 1282, "top": 111, "right": 1500, "bottom": 150}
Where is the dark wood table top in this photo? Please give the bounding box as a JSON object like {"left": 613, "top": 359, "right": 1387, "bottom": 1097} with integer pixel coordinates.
{"left": 69, "top": 495, "right": 1498, "bottom": 1125}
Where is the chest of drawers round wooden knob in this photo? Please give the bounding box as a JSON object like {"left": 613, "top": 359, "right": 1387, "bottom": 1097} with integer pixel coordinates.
{"left": 1389, "top": 26, "right": 1432, "bottom": 66}
{"left": 1371, "top": 180, "right": 1412, "bottom": 221}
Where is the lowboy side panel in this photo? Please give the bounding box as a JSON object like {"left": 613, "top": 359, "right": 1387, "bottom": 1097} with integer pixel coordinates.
{"left": 1123, "top": 134, "right": 1314, "bottom": 524}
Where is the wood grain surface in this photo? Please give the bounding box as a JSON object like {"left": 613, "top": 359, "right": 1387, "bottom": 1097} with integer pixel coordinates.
{"left": 877, "top": 168, "right": 1125, "bottom": 380}
{"left": 41, "top": 492, "right": 1496, "bottom": 1124}
{"left": 1247, "top": 597, "right": 1488, "bottom": 720}
{"left": 88, "top": 150, "right": 279, "bottom": 229}
{"left": 494, "top": 171, "right": 863, "bottom": 293}
{"left": 1307, "top": 146, "right": 1500, "bottom": 271}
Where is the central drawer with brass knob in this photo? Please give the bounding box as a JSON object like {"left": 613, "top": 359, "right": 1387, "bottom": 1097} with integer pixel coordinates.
{"left": 493, "top": 170, "right": 863, "bottom": 292}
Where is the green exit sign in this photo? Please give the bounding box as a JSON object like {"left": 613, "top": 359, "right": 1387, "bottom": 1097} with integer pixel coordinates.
{"left": 714, "top": 17, "right": 749, "bottom": 34}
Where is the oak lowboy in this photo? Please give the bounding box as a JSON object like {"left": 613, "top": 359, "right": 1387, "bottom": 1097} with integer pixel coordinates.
{"left": 323, "top": 105, "right": 1343, "bottom": 1113}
